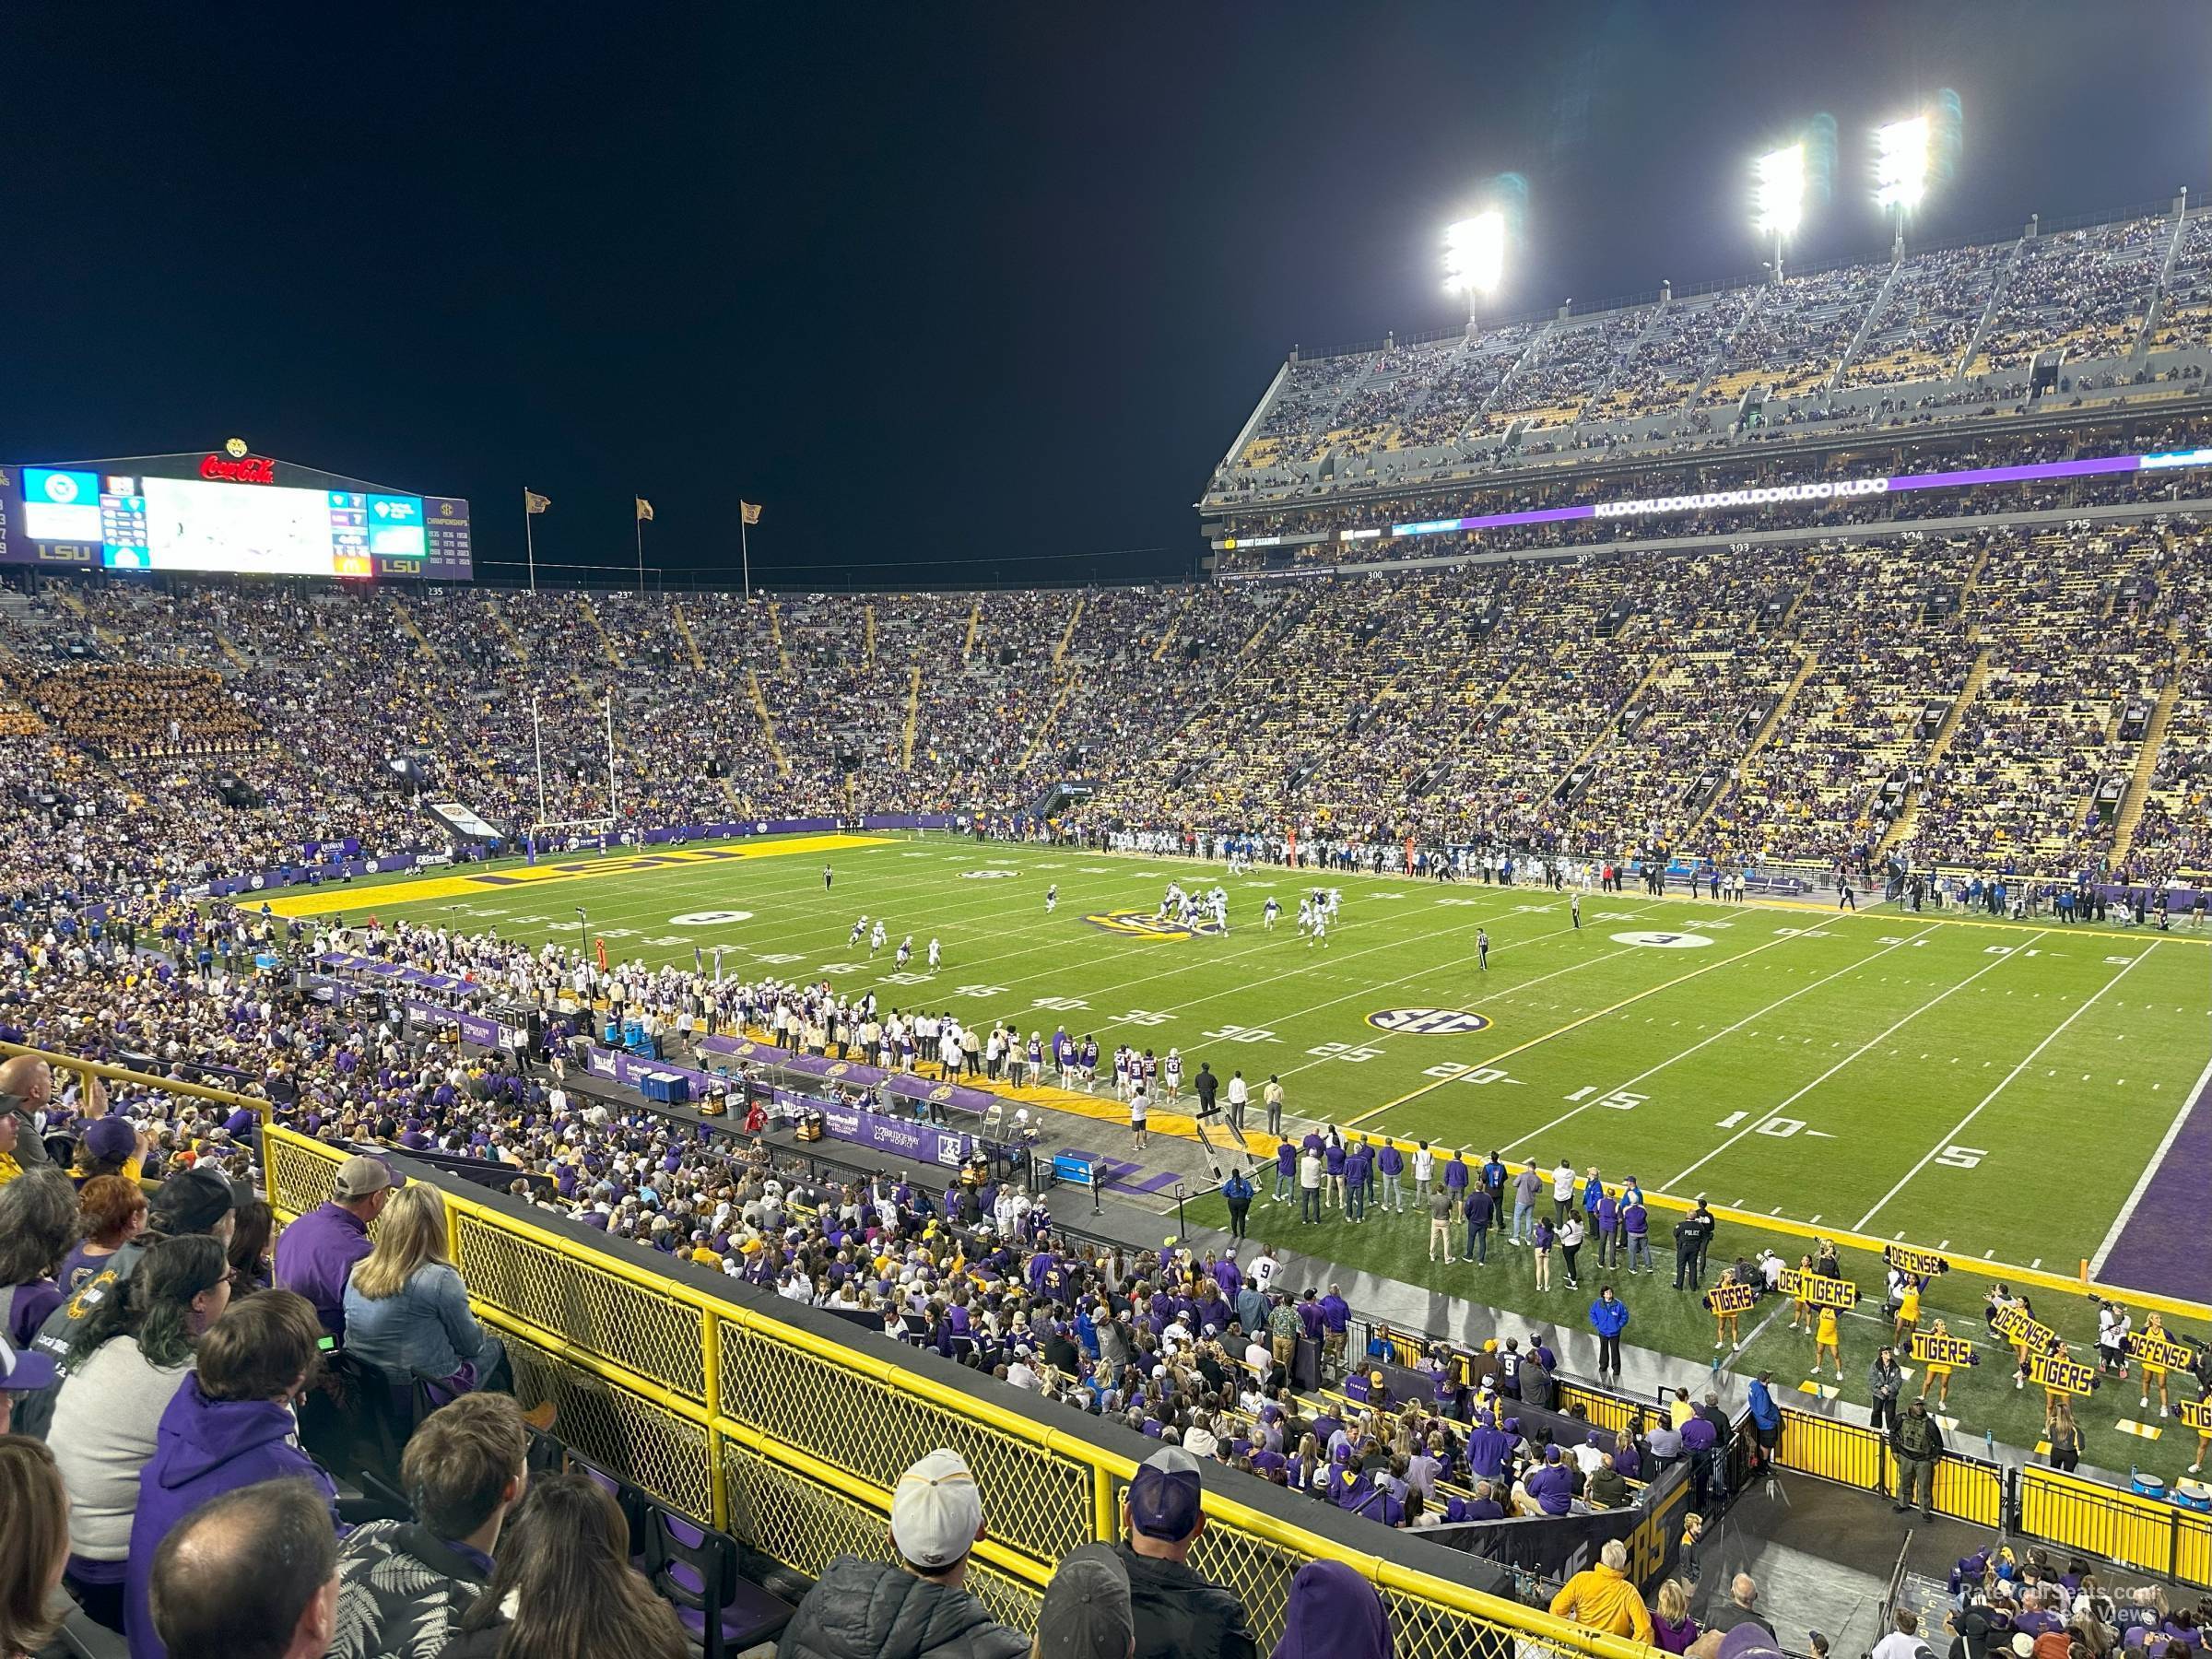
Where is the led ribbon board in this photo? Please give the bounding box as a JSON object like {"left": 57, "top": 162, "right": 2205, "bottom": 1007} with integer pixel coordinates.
{"left": 1217, "top": 448, "right": 2212, "bottom": 552}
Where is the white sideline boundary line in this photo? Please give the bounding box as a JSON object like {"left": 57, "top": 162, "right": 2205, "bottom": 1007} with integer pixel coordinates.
{"left": 2089, "top": 1041, "right": 2212, "bottom": 1277}
{"left": 1853, "top": 942, "right": 2158, "bottom": 1233}
{"left": 1665, "top": 931, "right": 2051, "bottom": 1192}
{"left": 1499, "top": 921, "right": 1945, "bottom": 1159}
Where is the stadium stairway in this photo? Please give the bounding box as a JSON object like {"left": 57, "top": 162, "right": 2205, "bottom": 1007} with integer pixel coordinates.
{"left": 1688, "top": 649, "right": 1820, "bottom": 837}
{"left": 577, "top": 594, "right": 624, "bottom": 667}
{"left": 1956, "top": 229, "right": 2030, "bottom": 379}
{"left": 744, "top": 668, "right": 792, "bottom": 777}
{"left": 1053, "top": 597, "right": 1085, "bottom": 665}
{"left": 484, "top": 594, "right": 532, "bottom": 662}
{"left": 2112, "top": 647, "right": 2191, "bottom": 864}
{"left": 389, "top": 594, "right": 443, "bottom": 664}
{"left": 1830, "top": 256, "right": 1909, "bottom": 388}
{"left": 1018, "top": 682, "right": 1073, "bottom": 771}
{"left": 670, "top": 603, "right": 708, "bottom": 671}
{"left": 1877, "top": 646, "right": 1992, "bottom": 856}
{"left": 900, "top": 665, "right": 922, "bottom": 769}
{"left": 768, "top": 601, "right": 790, "bottom": 674}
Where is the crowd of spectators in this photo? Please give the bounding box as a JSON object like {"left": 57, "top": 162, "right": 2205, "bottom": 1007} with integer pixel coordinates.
{"left": 1206, "top": 207, "right": 2212, "bottom": 517}
{"left": 4, "top": 495, "right": 2209, "bottom": 900}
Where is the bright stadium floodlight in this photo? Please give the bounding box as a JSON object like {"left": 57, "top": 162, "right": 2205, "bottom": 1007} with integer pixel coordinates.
{"left": 1754, "top": 143, "right": 1805, "bottom": 281}
{"left": 1875, "top": 115, "right": 1930, "bottom": 250}
{"left": 1443, "top": 211, "right": 1506, "bottom": 326}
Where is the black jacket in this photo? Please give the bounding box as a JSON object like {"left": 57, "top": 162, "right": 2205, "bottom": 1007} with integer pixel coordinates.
{"left": 1115, "top": 1542, "right": 1258, "bottom": 1659}
{"left": 777, "top": 1557, "right": 1028, "bottom": 1659}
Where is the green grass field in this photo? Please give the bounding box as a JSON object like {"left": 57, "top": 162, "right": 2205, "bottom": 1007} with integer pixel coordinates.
{"left": 273, "top": 830, "right": 2212, "bottom": 1474}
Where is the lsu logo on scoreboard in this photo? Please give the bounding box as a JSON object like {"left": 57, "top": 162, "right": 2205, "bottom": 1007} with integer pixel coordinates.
{"left": 1083, "top": 909, "right": 1223, "bottom": 941}
{"left": 1910, "top": 1331, "right": 1979, "bottom": 1371}
{"left": 1778, "top": 1269, "right": 1859, "bottom": 1310}
{"left": 1365, "top": 1008, "right": 1492, "bottom": 1036}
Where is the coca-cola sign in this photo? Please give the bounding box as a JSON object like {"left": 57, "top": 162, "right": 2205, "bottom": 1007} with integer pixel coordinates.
{"left": 199, "top": 453, "right": 276, "bottom": 484}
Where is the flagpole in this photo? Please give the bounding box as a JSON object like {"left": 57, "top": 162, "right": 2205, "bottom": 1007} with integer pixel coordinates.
{"left": 740, "top": 515, "right": 751, "bottom": 597}
{"left": 524, "top": 491, "right": 537, "bottom": 594}
{"left": 635, "top": 508, "right": 644, "bottom": 594}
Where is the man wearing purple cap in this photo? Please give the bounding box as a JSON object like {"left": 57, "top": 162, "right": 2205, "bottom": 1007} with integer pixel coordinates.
{"left": 1116, "top": 1448, "right": 1256, "bottom": 1659}
{"left": 0, "top": 1331, "right": 61, "bottom": 1433}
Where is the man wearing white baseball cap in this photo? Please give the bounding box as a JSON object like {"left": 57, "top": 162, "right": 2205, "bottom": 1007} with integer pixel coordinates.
{"left": 779, "top": 1447, "right": 1028, "bottom": 1659}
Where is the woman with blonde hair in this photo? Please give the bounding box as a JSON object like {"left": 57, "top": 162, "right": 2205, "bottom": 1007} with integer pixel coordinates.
{"left": 1652, "top": 1576, "right": 1700, "bottom": 1654}
{"left": 340, "top": 1184, "right": 548, "bottom": 1425}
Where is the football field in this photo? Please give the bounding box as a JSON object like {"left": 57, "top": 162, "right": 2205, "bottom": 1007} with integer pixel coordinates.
{"left": 273, "top": 832, "right": 2208, "bottom": 1273}
{"left": 267, "top": 830, "right": 2212, "bottom": 1466}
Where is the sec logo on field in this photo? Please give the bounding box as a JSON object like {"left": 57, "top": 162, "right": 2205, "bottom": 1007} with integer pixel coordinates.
{"left": 1610, "top": 931, "right": 1714, "bottom": 948}
{"left": 1366, "top": 1008, "right": 1491, "bottom": 1035}
{"left": 959, "top": 869, "right": 1017, "bottom": 880}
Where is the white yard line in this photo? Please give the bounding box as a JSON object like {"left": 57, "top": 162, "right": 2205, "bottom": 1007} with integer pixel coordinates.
{"left": 1665, "top": 931, "right": 2052, "bottom": 1192}
{"left": 1500, "top": 922, "right": 1945, "bottom": 1158}
{"left": 1854, "top": 943, "right": 2159, "bottom": 1233}
{"left": 1266, "top": 922, "right": 1671, "bottom": 1083}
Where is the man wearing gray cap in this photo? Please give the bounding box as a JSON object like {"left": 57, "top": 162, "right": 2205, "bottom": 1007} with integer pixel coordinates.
{"left": 1033, "top": 1542, "right": 1133, "bottom": 1659}
{"left": 274, "top": 1154, "right": 404, "bottom": 1338}
{"left": 780, "top": 1447, "right": 1028, "bottom": 1659}
{"left": 1114, "top": 1449, "right": 1256, "bottom": 1659}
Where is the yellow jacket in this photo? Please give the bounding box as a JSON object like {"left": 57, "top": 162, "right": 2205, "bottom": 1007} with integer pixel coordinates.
{"left": 1549, "top": 1563, "right": 1653, "bottom": 1643}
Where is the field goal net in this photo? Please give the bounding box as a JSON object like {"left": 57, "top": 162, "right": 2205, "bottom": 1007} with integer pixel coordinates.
{"left": 524, "top": 817, "right": 622, "bottom": 853}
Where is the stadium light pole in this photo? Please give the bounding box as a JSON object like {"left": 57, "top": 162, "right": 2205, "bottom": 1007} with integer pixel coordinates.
{"left": 1443, "top": 212, "right": 1505, "bottom": 332}
{"left": 1754, "top": 143, "right": 1806, "bottom": 284}
{"left": 1875, "top": 115, "right": 1930, "bottom": 257}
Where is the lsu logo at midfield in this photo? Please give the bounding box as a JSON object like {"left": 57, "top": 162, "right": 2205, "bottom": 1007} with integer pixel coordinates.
{"left": 1084, "top": 908, "right": 1223, "bottom": 941}
{"left": 1366, "top": 1008, "right": 1491, "bottom": 1036}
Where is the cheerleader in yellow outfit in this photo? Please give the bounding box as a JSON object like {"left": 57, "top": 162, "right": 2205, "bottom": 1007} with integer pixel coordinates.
{"left": 1892, "top": 1276, "right": 1923, "bottom": 1349}
{"left": 1813, "top": 1302, "right": 1843, "bottom": 1382}
{"left": 1789, "top": 1254, "right": 1816, "bottom": 1335}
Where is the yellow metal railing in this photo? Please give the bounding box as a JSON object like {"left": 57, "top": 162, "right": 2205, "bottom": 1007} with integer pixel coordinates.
{"left": 18, "top": 1042, "right": 2203, "bottom": 1613}
{"left": 263, "top": 1123, "right": 1641, "bottom": 1659}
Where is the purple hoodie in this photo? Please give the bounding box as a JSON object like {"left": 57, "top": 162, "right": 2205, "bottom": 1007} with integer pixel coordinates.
{"left": 126, "top": 1377, "right": 339, "bottom": 1659}
{"left": 1272, "top": 1560, "right": 1392, "bottom": 1659}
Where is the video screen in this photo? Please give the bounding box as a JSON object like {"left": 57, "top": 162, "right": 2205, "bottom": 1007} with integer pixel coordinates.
{"left": 6, "top": 465, "right": 468, "bottom": 579}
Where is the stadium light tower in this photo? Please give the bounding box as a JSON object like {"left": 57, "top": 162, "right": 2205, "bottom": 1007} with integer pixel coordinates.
{"left": 1443, "top": 211, "right": 1505, "bottom": 329}
{"left": 1874, "top": 115, "right": 1931, "bottom": 255}
{"left": 1753, "top": 143, "right": 1805, "bottom": 283}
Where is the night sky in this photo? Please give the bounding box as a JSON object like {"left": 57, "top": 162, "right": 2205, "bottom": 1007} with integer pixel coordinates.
{"left": 5, "top": 3, "right": 2208, "bottom": 590}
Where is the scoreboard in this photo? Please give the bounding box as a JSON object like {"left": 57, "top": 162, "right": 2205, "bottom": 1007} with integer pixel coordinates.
{"left": 0, "top": 445, "right": 471, "bottom": 581}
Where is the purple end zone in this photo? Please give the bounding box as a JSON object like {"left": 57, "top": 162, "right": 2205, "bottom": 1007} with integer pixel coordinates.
{"left": 2097, "top": 1065, "right": 2212, "bottom": 1303}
